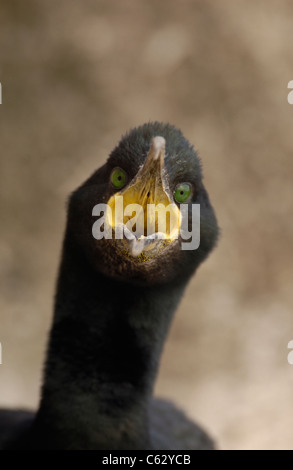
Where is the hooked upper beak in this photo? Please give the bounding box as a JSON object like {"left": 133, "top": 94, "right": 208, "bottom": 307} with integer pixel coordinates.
{"left": 106, "top": 136, "right": 181, "bottom": 257}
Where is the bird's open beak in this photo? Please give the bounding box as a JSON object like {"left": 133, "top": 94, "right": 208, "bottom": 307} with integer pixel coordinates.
{"left": 106, "top": 136, "right": 181, "bottom": 258}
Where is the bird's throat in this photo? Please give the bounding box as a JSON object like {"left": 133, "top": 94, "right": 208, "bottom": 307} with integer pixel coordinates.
{"left": 35, "top": 234, "right": 185, "bottom": 449}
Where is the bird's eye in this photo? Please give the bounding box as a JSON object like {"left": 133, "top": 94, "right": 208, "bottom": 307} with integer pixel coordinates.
{"left": 174, "top": 183, "right": 191, "bottom": 203}
{"left": 110, "top": 167, "right": 127, "bottom": 189}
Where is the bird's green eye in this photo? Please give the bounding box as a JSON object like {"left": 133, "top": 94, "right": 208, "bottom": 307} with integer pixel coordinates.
{"left": 174, "top": 183, "right": 191, "bottom": 203}
{"left": 111, "top": 167, "right": 127, "bottom": 189}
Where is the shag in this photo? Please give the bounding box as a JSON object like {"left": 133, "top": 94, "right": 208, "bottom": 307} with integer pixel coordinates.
{"left": 0, "top": 122, "right": 218, "bottom": 450}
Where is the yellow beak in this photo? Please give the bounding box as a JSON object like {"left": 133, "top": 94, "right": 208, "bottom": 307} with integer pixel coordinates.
{"left": 106, "top": 136, "right": 181, "bottom": 257}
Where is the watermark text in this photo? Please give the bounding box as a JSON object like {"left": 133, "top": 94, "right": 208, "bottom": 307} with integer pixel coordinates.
{"left": 92, "top": 197, "right": 200, "bottom": 252}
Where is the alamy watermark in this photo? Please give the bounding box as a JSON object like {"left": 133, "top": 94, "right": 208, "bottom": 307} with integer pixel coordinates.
{"left": 92, "top": 196, "right": 200, "bottom": 252}
{"left": 288, "top": 340, "right": 293, "bottom": 365}
{"left": 288, "top": 81, "right": 293, "bottom": 104}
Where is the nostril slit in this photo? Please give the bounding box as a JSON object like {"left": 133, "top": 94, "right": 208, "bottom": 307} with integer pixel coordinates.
{"left": 147, "top": 191, "right": 150, "bottom": 198}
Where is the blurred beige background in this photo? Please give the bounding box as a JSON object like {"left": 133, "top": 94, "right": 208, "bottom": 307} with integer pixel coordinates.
{"left": 1, "top": 0, "right": 293, "bottom": 450}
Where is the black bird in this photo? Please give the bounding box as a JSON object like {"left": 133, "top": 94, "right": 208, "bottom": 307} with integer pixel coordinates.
{"left": 0, "top": 122, "right": 219, "bottom": 450}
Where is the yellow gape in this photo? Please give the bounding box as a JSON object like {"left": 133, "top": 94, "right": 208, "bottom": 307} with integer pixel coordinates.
{"left": 106, "top": 137, "right": 182, "bottom": 257}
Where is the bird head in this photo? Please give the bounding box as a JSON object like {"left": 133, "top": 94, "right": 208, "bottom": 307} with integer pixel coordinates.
{"left": 67, "top": 122, "right": 219, "bottom": 285}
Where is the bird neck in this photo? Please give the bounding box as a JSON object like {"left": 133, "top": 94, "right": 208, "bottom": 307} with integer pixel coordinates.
{"left": 36, "top": 235, "right": 186, "bottom": 449}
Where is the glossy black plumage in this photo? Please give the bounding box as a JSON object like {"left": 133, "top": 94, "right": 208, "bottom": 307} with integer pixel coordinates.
{"left": 0, "top": 122, "right": 218, "bottom": 450}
